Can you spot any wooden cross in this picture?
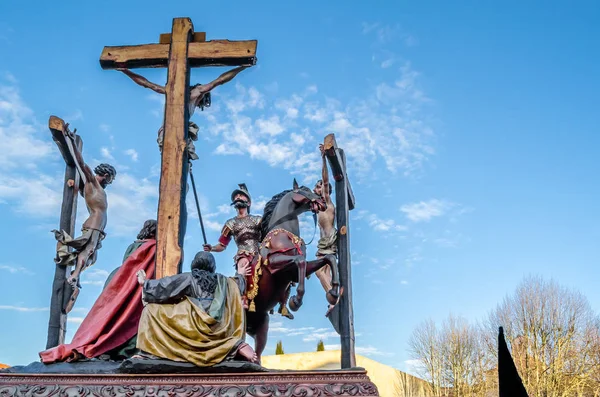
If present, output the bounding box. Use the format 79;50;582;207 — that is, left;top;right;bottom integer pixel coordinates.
99;18;257;279
46;116;83;348
323;133;357;369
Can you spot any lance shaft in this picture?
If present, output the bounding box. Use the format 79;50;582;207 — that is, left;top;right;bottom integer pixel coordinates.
189;163;207;245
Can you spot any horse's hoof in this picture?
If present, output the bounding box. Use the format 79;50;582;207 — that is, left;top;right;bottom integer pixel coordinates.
326;290;338;305
289;296;302;312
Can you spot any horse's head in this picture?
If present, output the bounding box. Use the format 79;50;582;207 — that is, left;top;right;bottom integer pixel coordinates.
291;178;327;214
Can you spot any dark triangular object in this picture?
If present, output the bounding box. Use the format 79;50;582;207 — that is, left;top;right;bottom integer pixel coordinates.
326;304;341;335
498;326;529;397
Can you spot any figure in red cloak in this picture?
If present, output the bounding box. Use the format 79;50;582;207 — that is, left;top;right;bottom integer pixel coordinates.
39;220;157;363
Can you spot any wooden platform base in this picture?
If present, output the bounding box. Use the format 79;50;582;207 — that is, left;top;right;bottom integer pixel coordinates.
0;369;379;396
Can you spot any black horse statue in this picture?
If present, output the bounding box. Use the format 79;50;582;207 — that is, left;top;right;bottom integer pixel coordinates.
245;179;340;362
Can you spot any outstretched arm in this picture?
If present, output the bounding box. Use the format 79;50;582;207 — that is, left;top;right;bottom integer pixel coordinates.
68;130;94;185
319;144;332;203
203;224;231;253
191;66;248;96
117;68;166;95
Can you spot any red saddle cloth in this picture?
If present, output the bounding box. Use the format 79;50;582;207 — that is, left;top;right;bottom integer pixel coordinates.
39;240;156;363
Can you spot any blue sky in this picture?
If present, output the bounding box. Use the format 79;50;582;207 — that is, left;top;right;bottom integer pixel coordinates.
0;0;599;373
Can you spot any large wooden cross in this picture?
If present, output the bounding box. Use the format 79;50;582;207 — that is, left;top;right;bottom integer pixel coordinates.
46;116;83;348
99;18;257;279
323;133;357;369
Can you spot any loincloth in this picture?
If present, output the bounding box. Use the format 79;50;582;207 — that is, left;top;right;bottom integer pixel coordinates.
52;227;106;267
316;229;337;256
157;121;199;160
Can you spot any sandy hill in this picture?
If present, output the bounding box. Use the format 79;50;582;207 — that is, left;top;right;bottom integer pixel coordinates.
0;364;8;369
262;350;432;397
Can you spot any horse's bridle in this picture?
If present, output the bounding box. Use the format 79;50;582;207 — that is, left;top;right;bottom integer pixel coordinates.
268;189;320;245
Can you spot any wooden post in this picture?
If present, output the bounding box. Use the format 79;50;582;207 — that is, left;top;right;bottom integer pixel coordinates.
46;116;82;348
99;17;257;278
323;134;356;369
155;18;193;277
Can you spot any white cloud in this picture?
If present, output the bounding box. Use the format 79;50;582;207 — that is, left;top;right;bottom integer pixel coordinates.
0;264;33;275
83;269;109;279
0;305;48;312
81;280;104;287
302;331;339;342
0;173;62;218
323;344;393;357
0;83;53;170
204;63;436;182
255;115;285;136
101;147;114;160
354;210;407;233
357;345;395;357
362;22;417;47
65;109;83;122
67;317;84;324
105;173;159;237
400;199;452;222
125;149;139;162
99;124;110;133
269;321;332;338
381;58;395;69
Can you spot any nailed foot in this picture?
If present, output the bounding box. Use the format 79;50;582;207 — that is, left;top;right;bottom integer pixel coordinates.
64;286;80;314
289;296;302;312
325;286;344;317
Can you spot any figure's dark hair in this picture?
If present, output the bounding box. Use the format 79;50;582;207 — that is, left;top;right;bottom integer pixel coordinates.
191;251;216;273
316;179;333;195
94;163;117;179
260;189;292;240
137;220;157;240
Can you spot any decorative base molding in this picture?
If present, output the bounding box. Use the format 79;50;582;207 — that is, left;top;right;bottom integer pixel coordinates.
0;369;379;396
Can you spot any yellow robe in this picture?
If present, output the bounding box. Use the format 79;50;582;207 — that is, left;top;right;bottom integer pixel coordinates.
137;277;245;367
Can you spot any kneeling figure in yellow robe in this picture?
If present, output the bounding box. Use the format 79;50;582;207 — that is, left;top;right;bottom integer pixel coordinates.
135;251;257;366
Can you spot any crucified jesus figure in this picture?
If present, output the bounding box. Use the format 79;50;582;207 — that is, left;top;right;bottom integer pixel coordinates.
52;132;116;313
117;66;248;159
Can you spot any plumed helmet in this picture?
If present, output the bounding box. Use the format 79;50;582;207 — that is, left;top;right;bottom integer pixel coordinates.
231;183;251;203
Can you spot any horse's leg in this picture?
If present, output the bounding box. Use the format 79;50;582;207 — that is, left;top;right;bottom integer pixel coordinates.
254;312;269;365
277;282;294;320
289;256;307;312
307;255;340;305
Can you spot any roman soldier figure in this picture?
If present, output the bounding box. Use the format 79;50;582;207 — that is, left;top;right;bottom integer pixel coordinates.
203;184;261;310
203;184;293;318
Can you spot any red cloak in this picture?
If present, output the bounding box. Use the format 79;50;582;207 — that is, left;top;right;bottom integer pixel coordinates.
39;239;156;363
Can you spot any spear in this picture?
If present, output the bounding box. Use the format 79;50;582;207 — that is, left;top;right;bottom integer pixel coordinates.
188;162;207;245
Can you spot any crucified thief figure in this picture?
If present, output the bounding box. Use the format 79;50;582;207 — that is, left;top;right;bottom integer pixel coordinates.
117;66;248;159
314;144;342;316
52;136;116;313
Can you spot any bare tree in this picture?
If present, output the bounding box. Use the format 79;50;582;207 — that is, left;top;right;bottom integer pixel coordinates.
408;318;444;396
486;275;600;397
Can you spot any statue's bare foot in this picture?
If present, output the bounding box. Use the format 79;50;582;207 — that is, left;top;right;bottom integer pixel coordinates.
64;287;80;314
132;351;161;360
325;287;344;317
237;342;258;363
67;274;81;289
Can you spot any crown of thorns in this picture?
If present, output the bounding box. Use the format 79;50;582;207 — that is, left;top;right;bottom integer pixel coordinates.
94;163;117;179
